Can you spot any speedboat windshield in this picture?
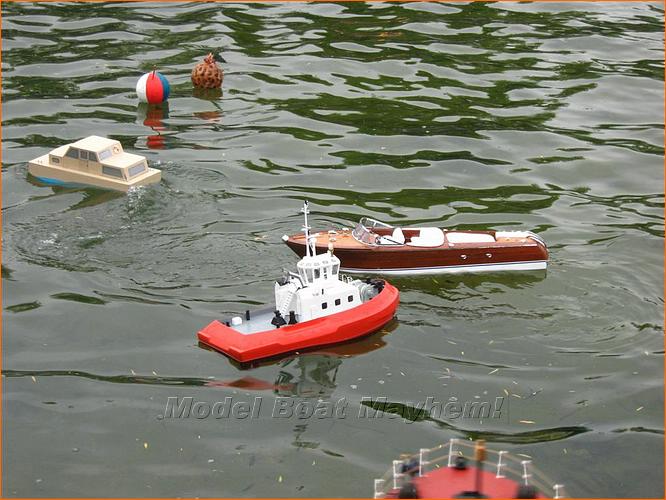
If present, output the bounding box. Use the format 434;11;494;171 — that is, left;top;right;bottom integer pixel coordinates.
359;217;392;230
352;222;376;245
353;218;393;245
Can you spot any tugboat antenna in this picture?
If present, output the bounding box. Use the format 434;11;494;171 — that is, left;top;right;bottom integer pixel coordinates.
302;200;311;257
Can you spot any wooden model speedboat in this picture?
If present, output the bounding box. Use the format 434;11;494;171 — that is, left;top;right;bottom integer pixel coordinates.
28;135;161;192
283;211;548;275
198;202;399;363
374;439;566;499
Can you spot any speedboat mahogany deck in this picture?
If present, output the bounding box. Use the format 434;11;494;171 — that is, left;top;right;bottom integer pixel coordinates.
283;216;548;275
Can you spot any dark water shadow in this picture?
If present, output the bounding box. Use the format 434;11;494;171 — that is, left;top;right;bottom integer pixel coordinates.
359;398;590;444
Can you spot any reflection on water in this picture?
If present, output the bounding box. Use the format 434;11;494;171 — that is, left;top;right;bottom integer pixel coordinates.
24;177;127;208
3;357;339;396
192;87;223;102
137;102;170;150
274;355;341;399
2;1;663;498
389;271;547;297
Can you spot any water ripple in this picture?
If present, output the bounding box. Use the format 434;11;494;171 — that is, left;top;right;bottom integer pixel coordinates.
2;2;663;498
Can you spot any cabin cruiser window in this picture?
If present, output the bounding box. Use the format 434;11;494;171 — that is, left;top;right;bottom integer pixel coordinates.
102;166;124;179
129;162;147;177
51;156;60;164
98;149;112;161
80;150;96;161
65;148;79;159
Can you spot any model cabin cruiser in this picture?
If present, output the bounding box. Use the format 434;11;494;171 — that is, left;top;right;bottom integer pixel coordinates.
28;135;161;192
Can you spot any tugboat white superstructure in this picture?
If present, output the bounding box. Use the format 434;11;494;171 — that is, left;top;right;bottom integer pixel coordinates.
198;202;399;362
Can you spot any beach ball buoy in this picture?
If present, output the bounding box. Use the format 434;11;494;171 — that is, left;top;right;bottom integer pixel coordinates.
136;70;170;104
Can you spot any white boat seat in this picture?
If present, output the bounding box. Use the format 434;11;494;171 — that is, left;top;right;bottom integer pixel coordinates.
407;227;445;247
378;227;405;245
391;227;405;244
446;232;496;244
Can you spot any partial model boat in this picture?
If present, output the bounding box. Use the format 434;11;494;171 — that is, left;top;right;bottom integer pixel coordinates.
374;439;566;499
283;212;548;275
28;135;161;192
198;202;399;363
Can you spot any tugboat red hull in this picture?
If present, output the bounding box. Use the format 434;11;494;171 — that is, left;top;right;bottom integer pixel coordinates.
384;467;543;498
198;282;399;362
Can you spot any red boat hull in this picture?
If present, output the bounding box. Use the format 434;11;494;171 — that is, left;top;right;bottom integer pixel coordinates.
385;466;542;498
198;282;399;362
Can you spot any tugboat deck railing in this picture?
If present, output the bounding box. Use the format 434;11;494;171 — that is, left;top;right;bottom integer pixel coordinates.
373;438;565;499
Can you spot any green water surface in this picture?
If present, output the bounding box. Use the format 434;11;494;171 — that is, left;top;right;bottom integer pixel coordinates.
2;2;664;497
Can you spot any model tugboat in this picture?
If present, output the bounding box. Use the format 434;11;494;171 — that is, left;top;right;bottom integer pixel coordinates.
283;213;548;275
28;135;161;192
198;202;399;363
374;439;566;499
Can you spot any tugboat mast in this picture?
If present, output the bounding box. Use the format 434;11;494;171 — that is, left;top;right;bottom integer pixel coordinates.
302;200;314;257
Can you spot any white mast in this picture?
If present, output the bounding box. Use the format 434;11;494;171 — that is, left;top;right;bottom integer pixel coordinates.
302;200;311;257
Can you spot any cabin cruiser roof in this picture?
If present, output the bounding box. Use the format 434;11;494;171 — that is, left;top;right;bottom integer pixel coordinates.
102;152;146;168
50;145;69;157
71;135;119;152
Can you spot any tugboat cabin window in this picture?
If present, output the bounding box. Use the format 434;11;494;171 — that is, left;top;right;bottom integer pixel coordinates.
332;263;339;276
102;166;124;179
314;269;320;279
335;298;341;306
65;147;79;159
298;263;316;285
98;149;112;161
321;302;328;310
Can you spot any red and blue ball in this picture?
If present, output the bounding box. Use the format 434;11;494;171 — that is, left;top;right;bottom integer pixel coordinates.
136;71;170;104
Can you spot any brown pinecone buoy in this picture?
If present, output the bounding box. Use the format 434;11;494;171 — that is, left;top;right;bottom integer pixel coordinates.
191;52;224;89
